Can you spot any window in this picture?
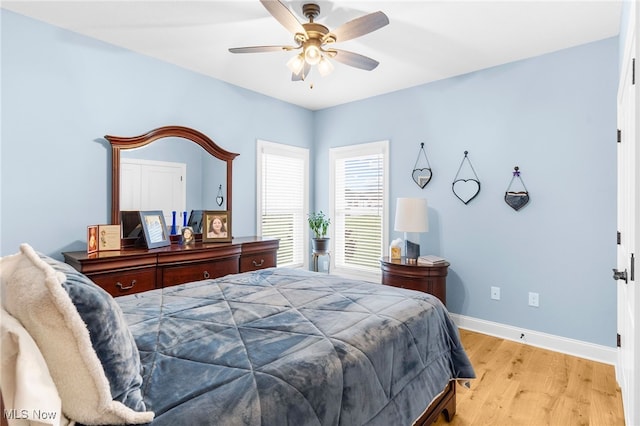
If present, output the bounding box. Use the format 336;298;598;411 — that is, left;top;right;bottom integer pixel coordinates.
257;140;309;268
330;141;389;279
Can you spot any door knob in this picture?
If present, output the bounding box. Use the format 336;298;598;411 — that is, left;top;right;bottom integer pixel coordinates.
613;268;628;283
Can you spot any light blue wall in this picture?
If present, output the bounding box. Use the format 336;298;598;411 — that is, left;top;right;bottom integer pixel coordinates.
1;9;618;347
315;37;618;347
0;10;313;258
619;0;632;67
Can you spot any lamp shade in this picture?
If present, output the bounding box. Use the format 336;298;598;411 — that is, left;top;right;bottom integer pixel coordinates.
394;198;428;233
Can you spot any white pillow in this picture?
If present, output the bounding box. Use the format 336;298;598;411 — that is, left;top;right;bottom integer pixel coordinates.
1;244;154;425
0;308;72;426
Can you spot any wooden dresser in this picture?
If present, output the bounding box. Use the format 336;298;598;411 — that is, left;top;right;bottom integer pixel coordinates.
63;236;278;297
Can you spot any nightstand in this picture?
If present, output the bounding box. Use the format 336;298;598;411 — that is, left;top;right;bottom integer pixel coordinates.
380;257;449;305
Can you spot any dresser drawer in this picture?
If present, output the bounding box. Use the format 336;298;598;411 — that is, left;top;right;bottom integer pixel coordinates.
89;267;156;297
240;251;276;272
162;258;239;287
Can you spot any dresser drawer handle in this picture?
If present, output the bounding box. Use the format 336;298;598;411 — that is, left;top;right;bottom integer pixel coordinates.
116;279;136;290
252;259;265;267
203;271;211;279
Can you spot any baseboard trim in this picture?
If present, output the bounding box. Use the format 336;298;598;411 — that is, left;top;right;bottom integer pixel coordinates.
449;313;617;366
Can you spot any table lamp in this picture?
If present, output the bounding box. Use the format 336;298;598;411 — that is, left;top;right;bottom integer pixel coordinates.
394;198;428;262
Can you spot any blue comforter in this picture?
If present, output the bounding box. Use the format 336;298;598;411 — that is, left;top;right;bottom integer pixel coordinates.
116;268;474;425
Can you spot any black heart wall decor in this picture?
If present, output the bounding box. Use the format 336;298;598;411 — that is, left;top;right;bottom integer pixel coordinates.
505;167;530;211
452;151;481;205
216;184;224;207
505;192;530;211
452;179;481;205
412;168;432;188
412;142;433;189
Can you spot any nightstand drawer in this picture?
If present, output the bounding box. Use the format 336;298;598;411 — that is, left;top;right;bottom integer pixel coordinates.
90;267;156;297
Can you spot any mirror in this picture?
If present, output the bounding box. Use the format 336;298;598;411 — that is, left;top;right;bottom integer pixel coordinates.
120;138;228;215
106;126;239;233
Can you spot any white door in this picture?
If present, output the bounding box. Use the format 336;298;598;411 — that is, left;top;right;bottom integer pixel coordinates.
121;158;187;228
616;5;638;425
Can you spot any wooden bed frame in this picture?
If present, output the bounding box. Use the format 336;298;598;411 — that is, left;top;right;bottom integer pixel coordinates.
0;382;455;426
414;381;457;425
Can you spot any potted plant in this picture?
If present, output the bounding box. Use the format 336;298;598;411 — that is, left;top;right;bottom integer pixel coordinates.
308;211;330;253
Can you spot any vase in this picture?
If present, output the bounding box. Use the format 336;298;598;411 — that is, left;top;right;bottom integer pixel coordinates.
171;211;177;235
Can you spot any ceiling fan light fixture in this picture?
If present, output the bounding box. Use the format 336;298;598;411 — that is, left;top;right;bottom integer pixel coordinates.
317;56;334;77
287;53;305;74
304;43;322;65
229;1;389;80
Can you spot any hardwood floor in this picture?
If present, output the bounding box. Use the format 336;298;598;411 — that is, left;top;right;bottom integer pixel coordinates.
435;329;625;426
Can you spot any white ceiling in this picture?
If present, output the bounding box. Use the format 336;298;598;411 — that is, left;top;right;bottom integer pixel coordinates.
2;1;622;110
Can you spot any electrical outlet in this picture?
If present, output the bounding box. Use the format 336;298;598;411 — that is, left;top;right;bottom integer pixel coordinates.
491;286;500;300
528;292;539;307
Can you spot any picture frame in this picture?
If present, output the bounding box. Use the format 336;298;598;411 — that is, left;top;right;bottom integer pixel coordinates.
139;210;171;249
98;224;121;251
181;226;195;245
87;225;98;254
202;210;231;243
187;209;204;234
120;210;143;239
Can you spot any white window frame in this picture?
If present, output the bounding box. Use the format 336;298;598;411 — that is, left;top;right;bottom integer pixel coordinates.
329;140;389;282
256;140;309;269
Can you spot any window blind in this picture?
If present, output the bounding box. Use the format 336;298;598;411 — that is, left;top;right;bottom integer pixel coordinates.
333;144;387;274
258;142;308;267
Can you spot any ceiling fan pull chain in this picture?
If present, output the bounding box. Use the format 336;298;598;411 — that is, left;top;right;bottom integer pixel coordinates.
412;142;432;189
452;151;481;205
504;166;530;211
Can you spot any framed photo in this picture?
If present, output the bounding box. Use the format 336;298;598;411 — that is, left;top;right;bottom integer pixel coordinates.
120;210;143;239
87;225;98;254
202;210;231;243
181;226;195;245
187;209;204;234
98;224;121;251
139;210;171;249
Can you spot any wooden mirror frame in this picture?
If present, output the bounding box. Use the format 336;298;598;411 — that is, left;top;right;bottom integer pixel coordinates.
105;125;239;226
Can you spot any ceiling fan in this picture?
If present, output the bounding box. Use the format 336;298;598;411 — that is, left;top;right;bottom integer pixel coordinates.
229;0;389;81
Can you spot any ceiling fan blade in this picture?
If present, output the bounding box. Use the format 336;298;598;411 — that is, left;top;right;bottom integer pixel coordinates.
326;11;389;43
260;0;307;36
330;49;380;71
292;62;311;81
229;45;296;54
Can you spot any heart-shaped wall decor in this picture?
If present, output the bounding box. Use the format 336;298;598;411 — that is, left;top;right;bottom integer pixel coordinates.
452;179;481;204
412;168;432;188
505;191;529;211
216;195;224;207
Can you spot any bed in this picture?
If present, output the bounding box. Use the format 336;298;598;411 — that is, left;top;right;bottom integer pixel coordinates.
1;244;474;426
